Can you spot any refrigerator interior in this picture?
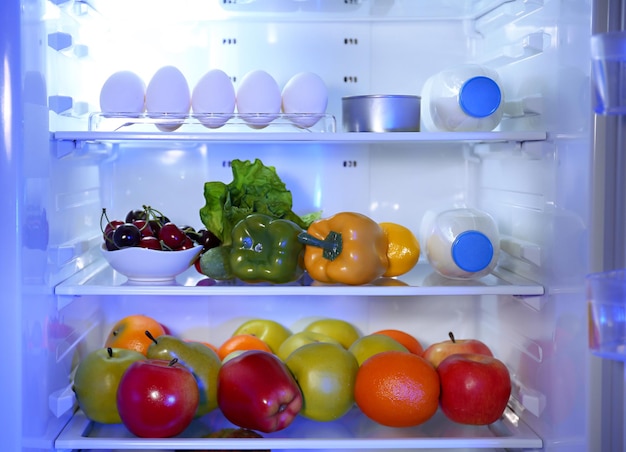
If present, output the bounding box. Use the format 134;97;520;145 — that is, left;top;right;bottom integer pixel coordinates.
7;0;597;450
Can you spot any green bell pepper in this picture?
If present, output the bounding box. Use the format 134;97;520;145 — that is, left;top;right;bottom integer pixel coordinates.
205;213;305;284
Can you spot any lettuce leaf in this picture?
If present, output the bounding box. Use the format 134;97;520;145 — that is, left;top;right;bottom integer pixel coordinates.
199;159;318;246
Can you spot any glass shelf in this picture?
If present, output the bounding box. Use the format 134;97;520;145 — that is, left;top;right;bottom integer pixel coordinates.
56;407;542;450
54;260;544;298
54;130;547;145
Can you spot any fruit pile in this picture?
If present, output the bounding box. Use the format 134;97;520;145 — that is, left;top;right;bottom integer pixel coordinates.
72;315;512;439
101;206;220;252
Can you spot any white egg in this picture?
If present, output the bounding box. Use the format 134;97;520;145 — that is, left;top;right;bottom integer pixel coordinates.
236;70;281;128
99;71;146;115
281;72;328;128
191;69;236;129
146;66;190;132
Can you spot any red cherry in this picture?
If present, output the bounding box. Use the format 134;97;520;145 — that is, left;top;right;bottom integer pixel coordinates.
159;223;186;250
133;219;155;238
104;220;123;237
139;236;162;250
104;230;119;251
179;237;195;250
197;229;221;251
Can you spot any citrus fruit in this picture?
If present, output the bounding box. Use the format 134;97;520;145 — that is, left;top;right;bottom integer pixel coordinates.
104;314;166;356
372;329;424;355
217;334;272;361
354;350;440;427
379;222;420;277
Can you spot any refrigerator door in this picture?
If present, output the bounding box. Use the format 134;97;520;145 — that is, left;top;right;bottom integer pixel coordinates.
589;1;626;451
0;1;24;450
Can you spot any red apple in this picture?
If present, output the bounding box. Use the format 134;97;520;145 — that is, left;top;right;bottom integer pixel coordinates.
437;353;511;425
422;331;493;368
117;358;199;437
217;350;302;433
205;428;264;438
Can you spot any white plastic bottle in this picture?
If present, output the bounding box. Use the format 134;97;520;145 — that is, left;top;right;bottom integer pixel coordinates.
420;64;504;132
420;208;500;280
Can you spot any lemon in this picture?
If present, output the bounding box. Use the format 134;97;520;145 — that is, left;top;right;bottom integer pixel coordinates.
379;222;420;277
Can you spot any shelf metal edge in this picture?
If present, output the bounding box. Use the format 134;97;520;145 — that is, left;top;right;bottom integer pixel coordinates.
53;131;548;144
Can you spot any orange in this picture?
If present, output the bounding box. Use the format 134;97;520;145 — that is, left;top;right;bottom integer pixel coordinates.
379;222;420;277
354;350;439;427
372;329;424;355
217;334;272;361
104;314;166;356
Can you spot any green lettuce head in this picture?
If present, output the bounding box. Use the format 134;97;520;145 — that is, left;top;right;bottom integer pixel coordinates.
199;158;318;246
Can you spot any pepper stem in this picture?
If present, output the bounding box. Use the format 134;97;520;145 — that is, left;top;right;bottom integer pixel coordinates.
297;230;342;261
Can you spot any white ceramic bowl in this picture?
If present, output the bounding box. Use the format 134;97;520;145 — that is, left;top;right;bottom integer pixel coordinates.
100;245;203;282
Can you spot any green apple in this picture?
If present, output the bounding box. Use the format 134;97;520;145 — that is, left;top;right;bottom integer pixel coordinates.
146;333;221;416
277;331;342;361
222;349;247;363
233;319;292;354
348;334;409;366
303;318;361;349
285;342;359;422
72;347;145;423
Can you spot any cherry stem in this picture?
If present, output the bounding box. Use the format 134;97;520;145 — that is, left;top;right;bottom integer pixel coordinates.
100;208;117;248
100;208;109;234
145;330;158;345
448;331;456;343
160;240;174;251
107;347;113;358
169;358;178;367
143;205;167;223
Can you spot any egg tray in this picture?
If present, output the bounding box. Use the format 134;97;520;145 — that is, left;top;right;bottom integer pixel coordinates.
88;112;337;133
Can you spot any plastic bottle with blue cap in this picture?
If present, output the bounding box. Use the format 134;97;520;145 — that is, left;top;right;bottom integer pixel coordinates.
420;208;501;280
420;64;504;132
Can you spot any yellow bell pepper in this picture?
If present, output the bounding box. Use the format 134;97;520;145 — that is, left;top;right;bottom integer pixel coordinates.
298;212;389;285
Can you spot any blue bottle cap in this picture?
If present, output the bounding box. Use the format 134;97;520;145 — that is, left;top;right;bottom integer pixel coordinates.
451;230;494;273
459;76;502;118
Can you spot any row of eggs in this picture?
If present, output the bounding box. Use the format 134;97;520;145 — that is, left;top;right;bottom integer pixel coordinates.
99;67;328;130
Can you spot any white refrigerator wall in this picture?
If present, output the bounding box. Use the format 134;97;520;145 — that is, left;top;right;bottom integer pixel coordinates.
6;0;599;451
